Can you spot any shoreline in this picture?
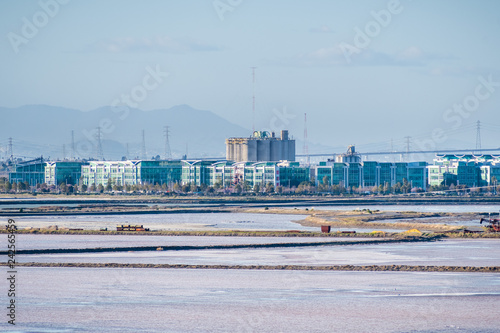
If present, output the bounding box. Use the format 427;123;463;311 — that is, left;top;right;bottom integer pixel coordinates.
2;194;500;206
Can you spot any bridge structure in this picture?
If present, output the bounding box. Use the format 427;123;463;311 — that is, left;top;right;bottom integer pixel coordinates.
296;148;500;158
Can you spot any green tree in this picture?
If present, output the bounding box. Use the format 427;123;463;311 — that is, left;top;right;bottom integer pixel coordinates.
234;183;242;194
266;182;274;194
253;183;261;193
105;179;113;192
190;183;199;192
97;184;104;193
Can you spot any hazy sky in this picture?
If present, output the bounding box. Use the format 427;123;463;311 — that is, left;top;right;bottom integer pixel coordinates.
1;0;500;152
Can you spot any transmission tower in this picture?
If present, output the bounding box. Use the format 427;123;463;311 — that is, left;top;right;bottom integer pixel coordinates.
141;130;147;160
164;126;172;160
62;144;66;160
475;120;482;153
251;67;256;133
404;136;411;161
8;137;13;161
95;127;105;160
71;130;75;160
303;113;309;165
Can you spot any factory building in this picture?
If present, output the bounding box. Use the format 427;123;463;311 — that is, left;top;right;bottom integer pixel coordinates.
226;130;295;162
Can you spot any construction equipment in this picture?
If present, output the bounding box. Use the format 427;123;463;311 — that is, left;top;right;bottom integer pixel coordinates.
479;218;500;232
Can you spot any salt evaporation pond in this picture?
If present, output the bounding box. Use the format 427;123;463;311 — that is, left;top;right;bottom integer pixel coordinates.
3;267;499;333
18;239;500;268
308;204;500;213
13;212;315;231
16;234;368;250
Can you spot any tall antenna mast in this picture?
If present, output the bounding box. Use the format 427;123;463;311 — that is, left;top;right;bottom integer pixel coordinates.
164;126;172;160
62;144;66;161
251;67;256;133
303;113;309;165
141;130;147;160
71;130;75;160
475;120;482;154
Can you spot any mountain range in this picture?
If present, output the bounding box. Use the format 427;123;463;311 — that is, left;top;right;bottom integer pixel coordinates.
0;104;250;160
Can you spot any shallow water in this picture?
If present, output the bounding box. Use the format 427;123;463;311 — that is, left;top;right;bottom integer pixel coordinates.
12;212;314;232
309;204;500;213
18;239;500;267
2;267;499;332
16;234;365;250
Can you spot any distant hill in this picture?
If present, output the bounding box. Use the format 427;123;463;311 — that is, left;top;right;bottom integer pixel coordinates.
0;104;250;160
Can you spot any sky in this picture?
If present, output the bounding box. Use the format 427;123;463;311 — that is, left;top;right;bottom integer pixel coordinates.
1;0;500;154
